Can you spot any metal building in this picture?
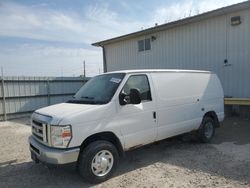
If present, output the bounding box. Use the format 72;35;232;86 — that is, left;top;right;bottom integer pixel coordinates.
93;1;250;100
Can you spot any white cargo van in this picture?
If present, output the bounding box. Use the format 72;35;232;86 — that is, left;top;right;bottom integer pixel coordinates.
29;69;224;183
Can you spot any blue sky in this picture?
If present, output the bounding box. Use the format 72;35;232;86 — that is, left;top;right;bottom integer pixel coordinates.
0;0;246;77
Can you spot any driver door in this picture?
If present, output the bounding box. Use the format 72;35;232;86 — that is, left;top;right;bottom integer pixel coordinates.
115;74;157;150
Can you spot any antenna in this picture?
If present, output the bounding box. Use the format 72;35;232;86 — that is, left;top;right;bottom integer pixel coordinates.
189;9;192;17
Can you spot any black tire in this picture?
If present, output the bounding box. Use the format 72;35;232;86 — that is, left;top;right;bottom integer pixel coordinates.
77;140;119;184
198;116;215;143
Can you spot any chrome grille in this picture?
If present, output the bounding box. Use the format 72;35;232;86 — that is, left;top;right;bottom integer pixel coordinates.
32;119;48;145
31;112;52;146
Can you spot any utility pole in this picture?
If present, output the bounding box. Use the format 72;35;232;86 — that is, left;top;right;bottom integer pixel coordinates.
83;60;86;78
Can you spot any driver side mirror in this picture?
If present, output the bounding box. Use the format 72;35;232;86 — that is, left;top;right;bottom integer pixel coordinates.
119;88;141;105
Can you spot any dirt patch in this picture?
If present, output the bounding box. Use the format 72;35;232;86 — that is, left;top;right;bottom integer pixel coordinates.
0;117;250;188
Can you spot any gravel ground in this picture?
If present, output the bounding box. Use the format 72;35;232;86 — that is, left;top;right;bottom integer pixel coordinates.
0;117;250;188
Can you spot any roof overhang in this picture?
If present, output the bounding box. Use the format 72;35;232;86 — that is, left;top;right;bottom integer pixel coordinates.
92;1;250;47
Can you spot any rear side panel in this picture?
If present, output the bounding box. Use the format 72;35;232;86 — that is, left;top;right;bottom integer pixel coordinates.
201;74;224;122
150;72;224;141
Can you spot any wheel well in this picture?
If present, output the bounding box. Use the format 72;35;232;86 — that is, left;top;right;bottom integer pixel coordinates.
204;111;220;127
79;132;124;157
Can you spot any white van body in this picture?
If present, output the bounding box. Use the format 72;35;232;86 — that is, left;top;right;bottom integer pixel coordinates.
29;69;224;181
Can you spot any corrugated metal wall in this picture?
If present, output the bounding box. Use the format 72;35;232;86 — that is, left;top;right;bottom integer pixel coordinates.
0;76;88;120
105;9;250;98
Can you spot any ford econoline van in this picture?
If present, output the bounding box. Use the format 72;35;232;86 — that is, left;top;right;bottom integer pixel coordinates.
29;69;224;183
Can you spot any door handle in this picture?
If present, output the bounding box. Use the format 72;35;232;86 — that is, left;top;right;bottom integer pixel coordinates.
153;111;156;119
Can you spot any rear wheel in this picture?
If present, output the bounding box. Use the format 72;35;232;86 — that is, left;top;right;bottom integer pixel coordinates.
198;116;215;143
78;140;119;184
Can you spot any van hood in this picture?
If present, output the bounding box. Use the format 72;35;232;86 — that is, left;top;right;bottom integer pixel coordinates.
35;103;105;124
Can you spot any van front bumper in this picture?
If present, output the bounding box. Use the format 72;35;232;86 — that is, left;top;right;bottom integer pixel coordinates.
29;136;80;165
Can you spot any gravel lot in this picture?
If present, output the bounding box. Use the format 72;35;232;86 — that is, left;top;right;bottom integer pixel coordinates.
0;117;250;188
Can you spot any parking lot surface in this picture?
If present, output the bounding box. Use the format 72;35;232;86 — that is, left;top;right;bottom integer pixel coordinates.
0;117;250;188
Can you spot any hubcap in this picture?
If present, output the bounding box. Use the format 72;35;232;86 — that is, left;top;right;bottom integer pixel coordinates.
204;122;213;139
91;150;114;177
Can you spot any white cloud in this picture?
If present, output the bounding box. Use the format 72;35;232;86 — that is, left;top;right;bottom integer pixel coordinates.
0;2;87;43
0;45;102;77
0;2;143;44
152;0;246;24
0;0;246;44
0;0;247;77
13;44;100;58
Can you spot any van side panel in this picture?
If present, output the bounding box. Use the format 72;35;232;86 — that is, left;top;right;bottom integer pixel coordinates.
151;72;224;141
201;74;224;122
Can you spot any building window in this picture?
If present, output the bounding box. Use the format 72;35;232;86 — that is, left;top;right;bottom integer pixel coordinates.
138;38;151;52
138;40;144;52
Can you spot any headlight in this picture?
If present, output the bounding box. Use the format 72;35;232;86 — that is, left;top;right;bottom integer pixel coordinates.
50;125;72;148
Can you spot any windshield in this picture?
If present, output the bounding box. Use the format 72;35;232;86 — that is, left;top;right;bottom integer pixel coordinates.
67;73;125;105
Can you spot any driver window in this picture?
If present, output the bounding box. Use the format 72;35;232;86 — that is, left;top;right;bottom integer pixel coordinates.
121;75;152;102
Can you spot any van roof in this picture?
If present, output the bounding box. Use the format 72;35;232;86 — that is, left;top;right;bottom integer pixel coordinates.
106;69;211;74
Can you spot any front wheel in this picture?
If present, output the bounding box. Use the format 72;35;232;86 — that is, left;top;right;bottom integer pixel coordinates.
198;116;215;143
77;140;119;184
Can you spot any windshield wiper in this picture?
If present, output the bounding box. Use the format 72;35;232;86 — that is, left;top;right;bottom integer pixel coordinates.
67;99;106;105
81;96;95;100
67;100;84;104
89;100;106;104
